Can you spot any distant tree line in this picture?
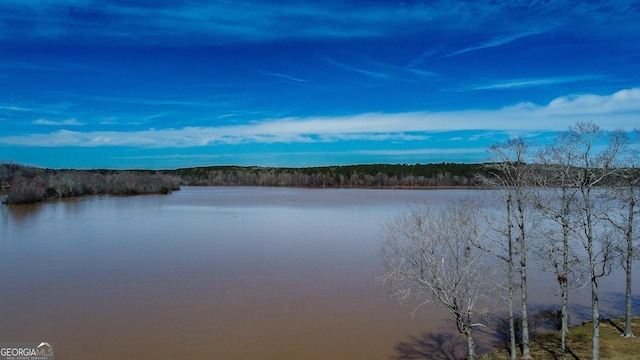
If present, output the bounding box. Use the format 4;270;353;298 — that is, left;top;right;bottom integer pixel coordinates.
0;162;484;205
0;162;181;204
172;163;483;187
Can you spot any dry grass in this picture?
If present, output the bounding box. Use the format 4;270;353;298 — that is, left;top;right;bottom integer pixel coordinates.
479;317;640;360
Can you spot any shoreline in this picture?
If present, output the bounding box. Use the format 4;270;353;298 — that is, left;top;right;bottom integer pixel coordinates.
2;183;492;205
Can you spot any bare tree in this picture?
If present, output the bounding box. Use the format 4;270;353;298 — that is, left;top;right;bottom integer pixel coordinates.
605;129;640;338
611;170;640;339
379;203;495;360
532;140;591;360
5;175;46;204
481;137;535;359
469;191;518;360
553;122;625;359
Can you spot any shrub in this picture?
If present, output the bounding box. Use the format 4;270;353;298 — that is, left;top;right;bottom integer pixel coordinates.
5;175;46;204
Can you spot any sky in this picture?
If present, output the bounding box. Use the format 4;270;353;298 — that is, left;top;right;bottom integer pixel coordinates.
1;0;639;169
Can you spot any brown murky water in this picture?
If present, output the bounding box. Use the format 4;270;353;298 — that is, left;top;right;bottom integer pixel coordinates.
0;187;636;359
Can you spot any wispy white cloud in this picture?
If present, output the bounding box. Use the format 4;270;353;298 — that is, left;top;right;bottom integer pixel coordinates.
107;153;225;161
406;68;439;78
356;148;487;156
407;48;441;67
324;57;439;84
0;104;32;111
8;0;535;45
472;75;603;90
0;0;436;43
3;0;638;46
259;70;308;83
325;58;391;80
32;118;83;126
1;101;74;118
2;88;639;147
75;94;228;107
445;30;544;57
98;116;142;126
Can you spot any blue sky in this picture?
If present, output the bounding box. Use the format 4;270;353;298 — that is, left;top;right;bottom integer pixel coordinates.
1;0;639;169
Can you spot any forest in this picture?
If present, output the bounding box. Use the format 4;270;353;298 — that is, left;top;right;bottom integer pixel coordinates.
0;162;484;204
173;162;483;187
0;163;182;204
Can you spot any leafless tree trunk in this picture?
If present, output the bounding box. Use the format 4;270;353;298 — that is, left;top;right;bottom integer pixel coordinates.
533;141;591;360
471;192;518;360
553;122;625;360
505;195;517;360
605;130;639;339
379;203;495;360
619;176;639;338
482;137;534;359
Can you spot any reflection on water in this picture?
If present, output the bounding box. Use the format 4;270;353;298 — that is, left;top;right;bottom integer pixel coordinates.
0;187;637;359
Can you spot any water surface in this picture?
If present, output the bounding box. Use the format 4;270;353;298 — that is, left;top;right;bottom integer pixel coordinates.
0;187;636;359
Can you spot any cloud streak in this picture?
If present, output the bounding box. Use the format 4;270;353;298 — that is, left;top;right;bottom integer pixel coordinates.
33;118;83;126
325;58;391;80
6;0;607;45
445;30;543;57
0;0;431;44
2;88;638;148
259;70;308;83
472;75;603;90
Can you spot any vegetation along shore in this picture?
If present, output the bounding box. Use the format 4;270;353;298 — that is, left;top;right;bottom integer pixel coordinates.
0;161;484;204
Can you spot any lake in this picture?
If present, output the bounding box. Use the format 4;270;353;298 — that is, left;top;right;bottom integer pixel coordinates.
0;187;637;359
